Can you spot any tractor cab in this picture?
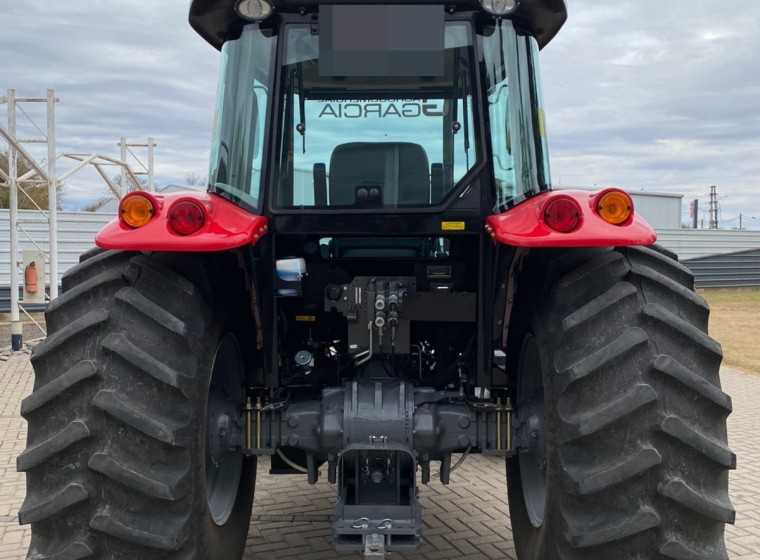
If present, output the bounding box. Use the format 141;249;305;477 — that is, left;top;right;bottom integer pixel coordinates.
193;0;562;221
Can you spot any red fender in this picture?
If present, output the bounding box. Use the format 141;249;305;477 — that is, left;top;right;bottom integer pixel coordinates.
95;191;268;252
485;189;657;248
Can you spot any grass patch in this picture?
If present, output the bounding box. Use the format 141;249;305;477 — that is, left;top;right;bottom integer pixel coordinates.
700;288;760;375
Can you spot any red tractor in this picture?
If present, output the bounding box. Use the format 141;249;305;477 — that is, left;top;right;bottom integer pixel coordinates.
18;1;735;558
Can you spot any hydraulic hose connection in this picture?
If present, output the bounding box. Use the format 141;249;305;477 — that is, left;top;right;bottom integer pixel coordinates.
374;311;386;329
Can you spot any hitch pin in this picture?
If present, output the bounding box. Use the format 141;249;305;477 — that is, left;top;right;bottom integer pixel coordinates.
245;396;253;450
255;396;262;449
497;397;502;451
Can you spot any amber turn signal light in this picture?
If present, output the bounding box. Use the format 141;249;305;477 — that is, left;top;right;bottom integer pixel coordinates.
597;191;633;225
120;194;155;228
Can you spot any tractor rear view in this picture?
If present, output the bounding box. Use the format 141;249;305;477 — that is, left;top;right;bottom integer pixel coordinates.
18;1;735;559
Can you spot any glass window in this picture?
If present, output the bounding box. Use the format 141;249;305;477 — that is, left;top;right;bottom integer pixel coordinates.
208;25;275;209
480;22;550;210
275;23;478;209
529;38;552;188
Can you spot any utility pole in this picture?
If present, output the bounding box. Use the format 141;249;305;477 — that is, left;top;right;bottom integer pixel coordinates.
708;185;719;230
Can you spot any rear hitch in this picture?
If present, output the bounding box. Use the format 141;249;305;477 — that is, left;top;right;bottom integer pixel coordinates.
239;381;518;554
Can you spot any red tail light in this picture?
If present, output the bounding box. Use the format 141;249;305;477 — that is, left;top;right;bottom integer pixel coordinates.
544;198;581;233
168;201;205;235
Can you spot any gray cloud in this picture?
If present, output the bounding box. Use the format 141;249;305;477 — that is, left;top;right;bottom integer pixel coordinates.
542;0;760;226
1;1;219;207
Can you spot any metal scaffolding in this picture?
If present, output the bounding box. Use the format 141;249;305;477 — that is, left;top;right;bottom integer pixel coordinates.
1;88;156;350
0;89;58;350
118;137;156;194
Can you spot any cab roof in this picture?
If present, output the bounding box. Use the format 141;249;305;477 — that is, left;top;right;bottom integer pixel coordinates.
189;0;567;51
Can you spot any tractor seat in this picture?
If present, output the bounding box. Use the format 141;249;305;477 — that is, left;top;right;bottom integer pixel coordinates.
328;142;430;206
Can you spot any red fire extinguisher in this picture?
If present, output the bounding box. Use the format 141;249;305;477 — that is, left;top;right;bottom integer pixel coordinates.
25;262;38;294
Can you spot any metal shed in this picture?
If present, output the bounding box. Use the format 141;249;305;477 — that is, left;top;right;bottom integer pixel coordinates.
628;191;683;230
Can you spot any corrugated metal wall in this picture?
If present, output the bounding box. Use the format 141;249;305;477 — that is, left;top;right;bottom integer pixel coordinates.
0;209;113;287
684;249;760;288
656;229;760;260
655;229;760;288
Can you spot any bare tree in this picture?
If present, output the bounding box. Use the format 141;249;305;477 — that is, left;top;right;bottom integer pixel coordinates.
0;149;65;210
185;171;207;187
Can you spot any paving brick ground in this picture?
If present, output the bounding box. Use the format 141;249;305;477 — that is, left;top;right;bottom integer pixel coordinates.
1;353;758;559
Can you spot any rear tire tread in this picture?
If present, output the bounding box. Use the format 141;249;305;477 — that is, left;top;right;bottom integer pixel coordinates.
102;333;192;397
18;483;89;525
21;251;256;558
508;245;734;560
92;390;185;446
20;360;98;416
626;245;694;288
643;303;722;358
563;384;657;441
41;540;94;560
17;420;92;472
659;415;736;469
565;508;660;548
87;452;187;501
31;310;109;362
89;513;187;551
566;446;662;496
115;287;189;337
46;269;124;319
652;355;732;412
659;478;735;523
62;250;132;292
659;537;726;560
560;282;638;333
556;327;648;392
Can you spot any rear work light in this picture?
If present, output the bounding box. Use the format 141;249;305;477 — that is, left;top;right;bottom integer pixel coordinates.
596;190;633;225
235;0;272;21
544;198;581;233
168;201;206;236
480;0;519;16
120;194;155;228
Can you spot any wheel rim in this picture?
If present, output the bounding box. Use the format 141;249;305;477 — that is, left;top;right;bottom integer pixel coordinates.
517;334;547;528
205;333;245;526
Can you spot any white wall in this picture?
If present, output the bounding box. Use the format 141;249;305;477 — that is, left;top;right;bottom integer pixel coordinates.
0;209;113;287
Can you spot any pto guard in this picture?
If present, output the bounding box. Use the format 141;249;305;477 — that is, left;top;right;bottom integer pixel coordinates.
95;191;269;252
486;189;657;248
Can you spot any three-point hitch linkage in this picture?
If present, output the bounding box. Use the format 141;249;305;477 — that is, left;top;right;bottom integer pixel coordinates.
226;384;525;556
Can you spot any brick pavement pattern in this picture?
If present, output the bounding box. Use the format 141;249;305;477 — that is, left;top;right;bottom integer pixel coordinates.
1;354;758;559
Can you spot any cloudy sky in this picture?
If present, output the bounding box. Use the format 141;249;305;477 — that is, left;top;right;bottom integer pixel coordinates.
1;1;759;228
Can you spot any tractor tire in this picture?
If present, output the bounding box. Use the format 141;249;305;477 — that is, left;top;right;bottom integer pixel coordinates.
18;250;255;559
505;245;735;560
